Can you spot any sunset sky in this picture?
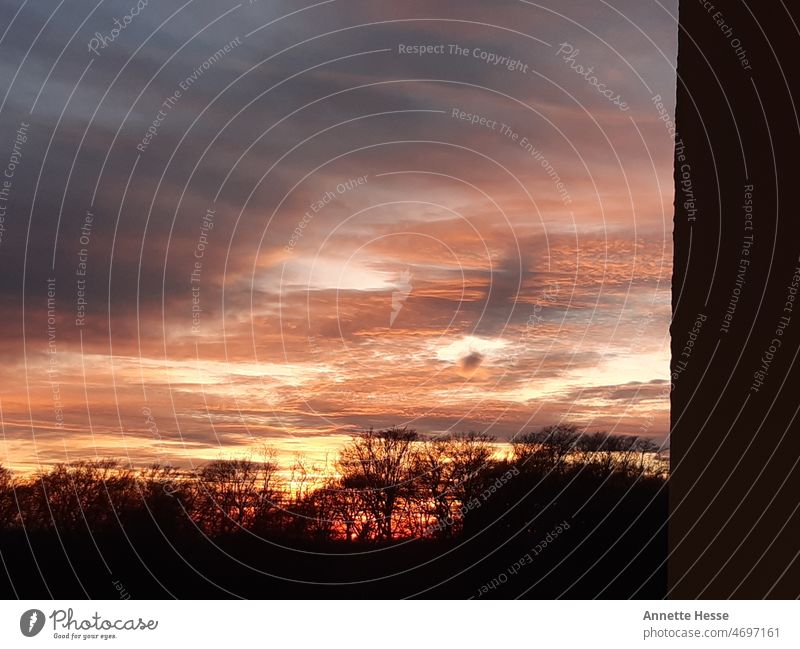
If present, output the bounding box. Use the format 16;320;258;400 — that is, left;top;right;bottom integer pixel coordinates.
0;0;677;472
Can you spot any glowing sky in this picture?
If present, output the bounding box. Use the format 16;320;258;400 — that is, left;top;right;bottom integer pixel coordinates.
0;0;677;472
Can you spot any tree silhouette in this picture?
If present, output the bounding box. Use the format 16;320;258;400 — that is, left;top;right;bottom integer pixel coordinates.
193;450;280;534
411;432;495;537
513;424;581;473
0;426;669;599
21;459;137;533
336;427;418;540
0;465;13;532
0;426;666;544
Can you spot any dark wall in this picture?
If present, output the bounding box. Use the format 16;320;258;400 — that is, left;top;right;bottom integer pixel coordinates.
671;0;800;598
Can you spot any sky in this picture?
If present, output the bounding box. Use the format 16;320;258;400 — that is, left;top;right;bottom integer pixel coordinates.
0;0;678;473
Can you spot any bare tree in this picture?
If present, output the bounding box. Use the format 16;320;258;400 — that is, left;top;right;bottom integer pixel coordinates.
445;432;496;505
336;427;418;540
294;483;339;541
633;438;664;477
411;432;496;537
328;480;372;542
193;449;281;534
135;463;192;529
25;459;137;533
574;432;646;476
513;424;581;472
282;455;337;540
410;438;452;537
252;446;282;526
0;465;14;531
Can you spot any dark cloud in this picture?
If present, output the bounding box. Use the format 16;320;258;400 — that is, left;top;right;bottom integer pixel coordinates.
460;350;485;371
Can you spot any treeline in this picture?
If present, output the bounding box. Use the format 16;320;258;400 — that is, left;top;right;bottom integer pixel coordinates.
0;425;666;543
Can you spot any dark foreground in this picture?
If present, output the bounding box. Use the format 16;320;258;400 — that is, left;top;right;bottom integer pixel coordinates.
0;472;666;599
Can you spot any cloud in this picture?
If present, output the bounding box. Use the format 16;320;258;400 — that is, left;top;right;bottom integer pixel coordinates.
0;0;677;470
460;350;485;372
